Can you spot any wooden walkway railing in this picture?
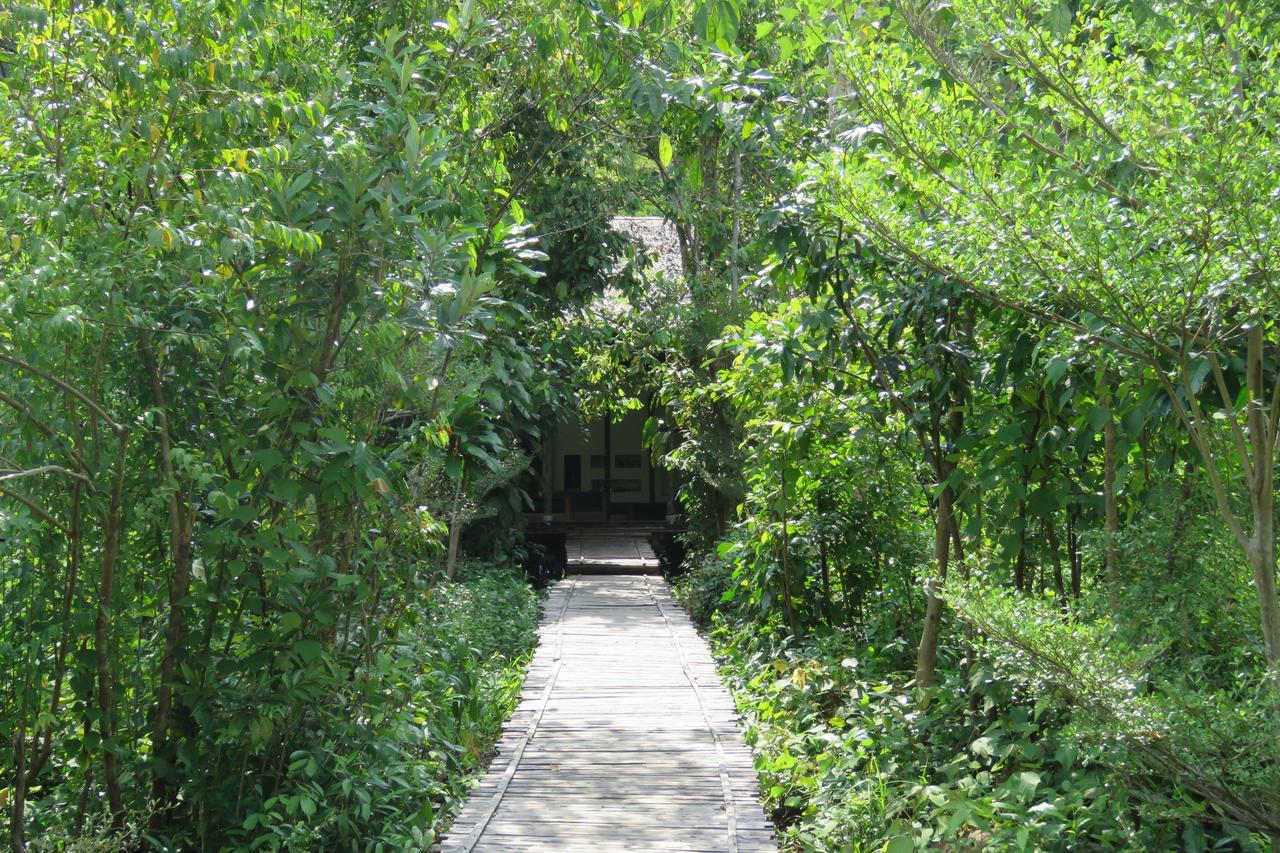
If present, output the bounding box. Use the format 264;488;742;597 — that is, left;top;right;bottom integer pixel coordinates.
441;574;775;852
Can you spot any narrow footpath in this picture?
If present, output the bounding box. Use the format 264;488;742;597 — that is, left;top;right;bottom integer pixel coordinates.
441;572;775;852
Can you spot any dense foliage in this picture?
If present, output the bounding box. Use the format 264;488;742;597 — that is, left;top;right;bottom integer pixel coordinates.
4;0;1280;850
0;0;592;847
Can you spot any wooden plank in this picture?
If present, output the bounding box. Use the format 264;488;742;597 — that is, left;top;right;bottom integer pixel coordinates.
440;572;775;853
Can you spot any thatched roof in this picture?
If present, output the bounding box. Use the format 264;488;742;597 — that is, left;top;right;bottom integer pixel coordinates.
610;216;684;280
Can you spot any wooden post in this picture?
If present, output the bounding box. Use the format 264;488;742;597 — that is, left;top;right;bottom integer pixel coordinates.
603;413;612;520
541;433;553;522
645;401;655;510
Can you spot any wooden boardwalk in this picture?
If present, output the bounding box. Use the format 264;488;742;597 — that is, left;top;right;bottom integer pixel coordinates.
441;574;775;852
565;533;661;572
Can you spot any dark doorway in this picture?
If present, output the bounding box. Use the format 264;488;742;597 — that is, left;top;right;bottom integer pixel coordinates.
563;454;581;491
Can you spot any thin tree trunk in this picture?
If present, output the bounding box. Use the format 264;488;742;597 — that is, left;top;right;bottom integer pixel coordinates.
1014;399;1043;592
818;536;832;627
603;413;612;520
841;554;859;624
778;461;801;640
729;144;742;308
445;470;467;580
1046;516;1066;601
1014;520;1028;593
1067;508;1081;599
95;436;130;829
1103;395;1120;584
1244;327;1280;673
71;770;92;833
1247;493;1279;672
1165;461;1194;578
196;548;229;690
950;509;966;571
916;376;966;689
1162;333;1280;695
10;726;26;852
72;720;93;836
915;483;952;689
27;481;84;784
1242;331;1280;848
426;345;453;421
143;344;193;824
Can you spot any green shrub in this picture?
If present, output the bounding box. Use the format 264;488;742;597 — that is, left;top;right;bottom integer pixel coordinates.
675;535;744;626
16;565;538;852
952;580;1280;846
221;564;539;851
709;610;1272;852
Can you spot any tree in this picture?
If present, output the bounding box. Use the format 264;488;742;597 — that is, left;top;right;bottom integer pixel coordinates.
0;1;589;843
826;0;1280;680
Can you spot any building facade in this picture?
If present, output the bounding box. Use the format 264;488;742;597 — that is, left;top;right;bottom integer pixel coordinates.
533;409;676;523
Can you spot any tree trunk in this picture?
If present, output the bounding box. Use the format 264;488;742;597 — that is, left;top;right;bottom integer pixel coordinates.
778;462;801;641
818;536;832;627
445;470;467;580
916;380;966;689
94;436;129;829
1248;505;1280;673
426;345;453;421
10;727;26;852
72;723;93;836
1014;518;1028;593
1014;399;1044;593
1103;396;1120;584
1046;516;1066;602
1241;334;1280;853
1244;327;1280;674
603;413;612;520
144;345;194;824
27;481;85;786
729;144;742;307
915;483;952;689
841;554;859;624
1067;508;1081;599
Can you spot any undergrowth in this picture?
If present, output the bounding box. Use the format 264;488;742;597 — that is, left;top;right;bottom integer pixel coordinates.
234;563;539;851
21;564;539;852
678;563;1273;853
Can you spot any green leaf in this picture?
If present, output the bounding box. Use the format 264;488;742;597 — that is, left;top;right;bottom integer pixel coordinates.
291;370;319;390
1014;770;1041;796
657;133;674;169
1046;0;1072;35
293;639;324;663
280;612;302;633
886;835;915;853
299;795;316;818
1086;405;1111;432
655;133;675;169
255;448;285;473
1045;356;1068;385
